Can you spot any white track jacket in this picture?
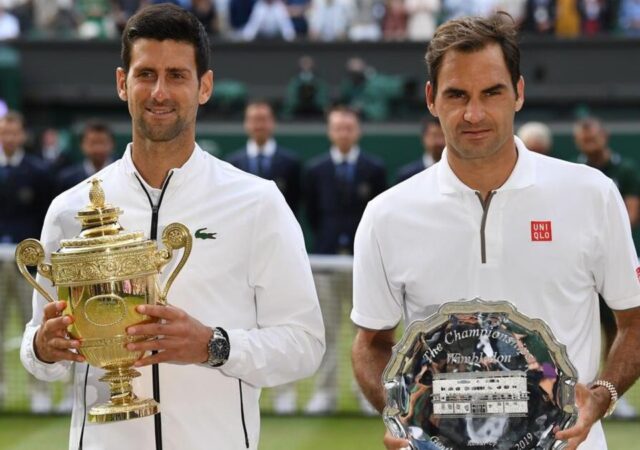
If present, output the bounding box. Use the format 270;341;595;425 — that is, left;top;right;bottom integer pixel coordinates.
20;144;325;450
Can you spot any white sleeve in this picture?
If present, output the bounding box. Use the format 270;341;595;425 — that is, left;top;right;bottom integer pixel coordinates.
242;3;265;40
220;183;325;387
20;197;73;381
350;202;403;330
595;180;640;310
276;3;296;41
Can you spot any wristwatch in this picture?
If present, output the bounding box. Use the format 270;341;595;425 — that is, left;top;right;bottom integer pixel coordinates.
590;379;618;418
206;327;230;367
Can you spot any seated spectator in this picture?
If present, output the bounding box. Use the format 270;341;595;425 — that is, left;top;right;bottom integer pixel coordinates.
619;0;640;36
308;0;353;41
348;0;384;41
286;0;310;37
242;0;296;40
36;127;73;174
339;57;371;109
112;0;141;34
55;119;115;195
440;0;478;21
578;0;610;35
395;117;445;184
521;0;556;34
405;0;440;42
555;0;580;37
283;56;329;119
76;0;117;39
517;121;553;155
0;7;20;40
228;0;257;38
382;0;408;41
191;0;219;35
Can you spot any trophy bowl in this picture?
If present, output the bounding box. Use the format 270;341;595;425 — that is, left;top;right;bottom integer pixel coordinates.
383;299;578;450
15;179;192;423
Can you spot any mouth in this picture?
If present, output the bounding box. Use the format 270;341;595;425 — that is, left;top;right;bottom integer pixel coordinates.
462;129;491;139
145;107;176;118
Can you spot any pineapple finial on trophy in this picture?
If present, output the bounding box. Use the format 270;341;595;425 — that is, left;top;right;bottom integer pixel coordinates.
89;178;106;209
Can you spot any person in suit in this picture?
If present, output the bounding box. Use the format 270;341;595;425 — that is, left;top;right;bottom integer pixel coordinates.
304;105;387;414
227;101;302;215
55;120;115;195
395;116;445;184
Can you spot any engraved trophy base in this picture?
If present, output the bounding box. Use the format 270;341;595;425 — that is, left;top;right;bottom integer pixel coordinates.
87;366;160;423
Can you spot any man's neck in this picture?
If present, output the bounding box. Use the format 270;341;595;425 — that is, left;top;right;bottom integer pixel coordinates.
586;148;611;169
131;135;195;189
447;142;518;201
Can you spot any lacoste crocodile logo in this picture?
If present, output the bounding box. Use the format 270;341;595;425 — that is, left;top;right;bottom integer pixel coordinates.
195;228;217;240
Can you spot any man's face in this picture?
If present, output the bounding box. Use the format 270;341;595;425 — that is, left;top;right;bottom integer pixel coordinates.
244;104;275;145
423;123;446;162
116;39;212;144
427;44;524;163
574;124;606;157
328;111;360;154
0;119;26;156
82;130;114;167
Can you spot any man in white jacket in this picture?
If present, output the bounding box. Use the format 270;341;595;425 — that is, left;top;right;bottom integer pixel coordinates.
20;4;325;450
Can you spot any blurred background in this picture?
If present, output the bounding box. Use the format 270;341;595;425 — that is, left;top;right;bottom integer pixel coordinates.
0;0;640;449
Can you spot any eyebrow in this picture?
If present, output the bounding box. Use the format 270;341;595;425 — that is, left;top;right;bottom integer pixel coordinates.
441;83;508;96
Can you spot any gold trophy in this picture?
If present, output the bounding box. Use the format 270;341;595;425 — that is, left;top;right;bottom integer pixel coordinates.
15;179;192;423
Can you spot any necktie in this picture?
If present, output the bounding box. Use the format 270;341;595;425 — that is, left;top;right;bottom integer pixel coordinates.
256;153;266;177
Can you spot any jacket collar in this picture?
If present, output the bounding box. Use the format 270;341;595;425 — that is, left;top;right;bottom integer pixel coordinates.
437;136;536;194
246;138;276;158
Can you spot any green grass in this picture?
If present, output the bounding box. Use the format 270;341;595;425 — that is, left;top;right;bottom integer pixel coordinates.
0;414;638;450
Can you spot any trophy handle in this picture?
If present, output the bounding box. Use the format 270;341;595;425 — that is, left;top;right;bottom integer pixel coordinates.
15;239;56;303
156;223;192;304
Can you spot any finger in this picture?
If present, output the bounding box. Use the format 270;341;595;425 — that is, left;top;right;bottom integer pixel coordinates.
43;315;75;335
48;349;86;363
43;301;67;320
127;338;176;353
135;304;184;321
49;337;81;350
133;351;172;367
383;432;411;450
127;321;178;337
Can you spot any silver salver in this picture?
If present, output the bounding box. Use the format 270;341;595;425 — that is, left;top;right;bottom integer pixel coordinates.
383;299;578;450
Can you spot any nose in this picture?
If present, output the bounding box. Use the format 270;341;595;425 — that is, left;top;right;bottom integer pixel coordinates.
463;98;485;124
151;77;168;102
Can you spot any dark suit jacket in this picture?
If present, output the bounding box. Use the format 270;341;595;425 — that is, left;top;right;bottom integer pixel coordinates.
305;152;387;255
395;159;427;184
227;146;302;215
55;162;92;196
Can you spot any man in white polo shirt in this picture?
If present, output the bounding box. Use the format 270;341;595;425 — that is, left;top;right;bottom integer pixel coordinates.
351;13;640;450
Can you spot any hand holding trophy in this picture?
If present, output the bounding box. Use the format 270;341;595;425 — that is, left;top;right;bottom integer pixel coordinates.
15;178;192;423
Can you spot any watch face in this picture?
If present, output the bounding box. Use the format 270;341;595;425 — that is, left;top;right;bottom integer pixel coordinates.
208;332;230;365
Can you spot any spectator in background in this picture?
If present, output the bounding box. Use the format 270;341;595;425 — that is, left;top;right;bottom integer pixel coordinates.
574;116;639;419
112;0;142;34
76;0;118;39
242;0;295;40
228;0;257;37
191;0;219;35
578;0;610;35
395;116;444;184
0;111;52;413
55;120;115;195
521;0;556;34
555;0;581;37
308;0;353;41
227;101;302;215
340;57;372;111
619;0;640;35
283;55;329;119
348;0;384;40
0;7;20;40
304;106;386;414
405;0;440;41
37;127;73;174
382;0;408;40
285;0;310;37
517;121;553;155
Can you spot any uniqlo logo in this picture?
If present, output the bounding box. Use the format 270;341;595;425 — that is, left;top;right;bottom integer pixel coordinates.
531;221;552;241
636;267;640;283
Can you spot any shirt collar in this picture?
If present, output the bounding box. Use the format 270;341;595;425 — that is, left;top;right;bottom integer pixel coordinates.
330;146;360;164
0;148;25;167
437;136;536;194
246;138;276;158
423;153;435;169
123;142;205;190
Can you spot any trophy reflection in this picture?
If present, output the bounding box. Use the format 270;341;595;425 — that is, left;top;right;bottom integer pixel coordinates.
15;179;192;423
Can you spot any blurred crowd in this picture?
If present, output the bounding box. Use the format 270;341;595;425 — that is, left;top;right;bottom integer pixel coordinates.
0;0;639;41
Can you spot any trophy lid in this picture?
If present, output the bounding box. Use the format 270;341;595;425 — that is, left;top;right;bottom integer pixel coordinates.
57;178;148;253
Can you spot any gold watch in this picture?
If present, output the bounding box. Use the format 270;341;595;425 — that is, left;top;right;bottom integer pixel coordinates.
590;379;618;418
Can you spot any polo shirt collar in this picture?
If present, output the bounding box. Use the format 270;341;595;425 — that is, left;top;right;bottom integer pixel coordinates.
330;146;360;164
0;148;24;167
437;136;536;194
122;142;205;190
246;138;276;158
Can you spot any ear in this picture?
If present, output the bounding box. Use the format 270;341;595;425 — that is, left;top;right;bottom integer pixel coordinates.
425;81;437;117
116;67;128;102
515;76;525;112
199;69;214;105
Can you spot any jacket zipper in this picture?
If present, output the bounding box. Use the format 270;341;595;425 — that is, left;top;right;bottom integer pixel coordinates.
135;172;174;450
475;191;496;264
239;380;250;448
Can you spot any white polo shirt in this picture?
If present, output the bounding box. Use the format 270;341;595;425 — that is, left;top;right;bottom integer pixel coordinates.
351;137;640;449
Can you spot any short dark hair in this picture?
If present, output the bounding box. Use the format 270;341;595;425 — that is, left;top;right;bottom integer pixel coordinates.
426;13;520;97
121;3;210;79
81;119;114;141
245;100;274;115
421;116;441;135
1;110;24;127
327;105;360;122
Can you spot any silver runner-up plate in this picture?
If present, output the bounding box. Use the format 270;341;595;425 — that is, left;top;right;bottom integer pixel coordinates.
382;299;578;450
